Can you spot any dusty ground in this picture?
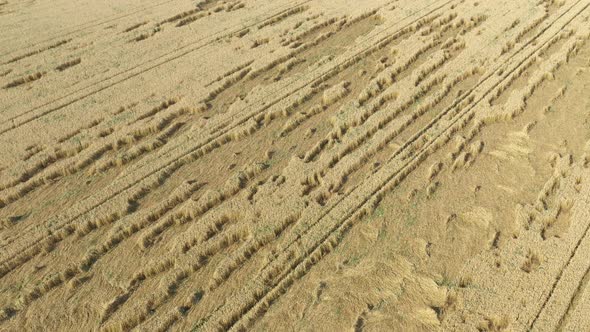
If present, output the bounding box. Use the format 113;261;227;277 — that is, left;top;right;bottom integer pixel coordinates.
1;0;590;331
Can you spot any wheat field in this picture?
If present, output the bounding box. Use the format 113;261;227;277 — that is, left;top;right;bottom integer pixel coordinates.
1;0;590;331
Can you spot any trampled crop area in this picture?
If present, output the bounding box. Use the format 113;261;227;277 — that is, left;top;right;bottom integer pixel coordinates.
1;0;590;331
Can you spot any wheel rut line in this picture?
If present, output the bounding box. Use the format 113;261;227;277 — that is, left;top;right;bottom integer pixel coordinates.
531;189;590;330
557;257;590;331
530;217;590;330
